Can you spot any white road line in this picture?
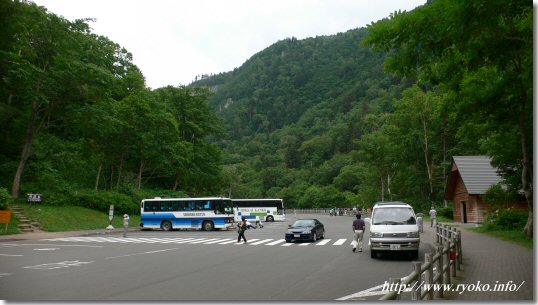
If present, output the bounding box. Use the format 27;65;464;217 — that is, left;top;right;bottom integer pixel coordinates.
315;239;331;245
8;243;103;248
234;239;259;245
298;242;310;246
333;239;347;245
105;248;180;260
204;239;233;244
218;240;239;244
249;239;273;245
281;243;294;246
0;254;23;257
265;239;286;246
335;283;386;300
189;238;219;244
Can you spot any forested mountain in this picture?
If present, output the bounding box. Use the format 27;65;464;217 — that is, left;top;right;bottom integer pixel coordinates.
192;28;438;210
193;0;533;224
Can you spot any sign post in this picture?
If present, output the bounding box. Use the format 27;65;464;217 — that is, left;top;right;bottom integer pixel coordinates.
106;205;114;230
27;193;42;208
0;210;11;233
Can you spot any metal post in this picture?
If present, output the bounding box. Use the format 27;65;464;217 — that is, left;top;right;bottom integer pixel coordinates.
389;278;401;300
411;262;422;300
436;245;444;298
444;245;451;285
457;230;463;265
123;214;130;238
424;253;434;300
450;240;456;277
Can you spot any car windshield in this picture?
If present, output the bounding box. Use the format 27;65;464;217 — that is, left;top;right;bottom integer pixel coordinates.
372;207;416;225
292;220;315;227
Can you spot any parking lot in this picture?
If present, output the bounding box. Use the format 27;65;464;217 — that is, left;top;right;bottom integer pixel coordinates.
0;213;434;301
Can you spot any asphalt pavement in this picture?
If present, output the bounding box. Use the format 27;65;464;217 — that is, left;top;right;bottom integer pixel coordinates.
0;215;534;301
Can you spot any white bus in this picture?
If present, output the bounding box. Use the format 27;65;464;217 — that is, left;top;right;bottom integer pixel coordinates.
140;197;235;231
231;199;286;222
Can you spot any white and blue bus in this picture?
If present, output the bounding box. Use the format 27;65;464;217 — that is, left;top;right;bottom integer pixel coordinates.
140;197;235;231
232;199;286;222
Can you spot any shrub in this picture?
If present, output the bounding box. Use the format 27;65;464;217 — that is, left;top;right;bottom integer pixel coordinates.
437;206;453;219
0;187;12;210
71;190;139;215
483;208;527;231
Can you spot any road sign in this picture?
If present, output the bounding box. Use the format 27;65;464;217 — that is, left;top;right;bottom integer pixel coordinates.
0;210;11;223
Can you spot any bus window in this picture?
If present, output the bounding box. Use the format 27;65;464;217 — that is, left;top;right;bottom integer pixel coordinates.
182;202;193;211
204;200;212;210
195;201;204;210
152;202;160;212
171;201;179;211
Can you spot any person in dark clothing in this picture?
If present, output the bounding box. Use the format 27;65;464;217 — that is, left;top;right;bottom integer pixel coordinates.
237;217;248;243
352;213;366;252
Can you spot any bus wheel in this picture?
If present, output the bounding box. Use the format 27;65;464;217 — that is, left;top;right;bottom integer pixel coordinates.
161;220;172;231
266;215;274;222
202;221;214;231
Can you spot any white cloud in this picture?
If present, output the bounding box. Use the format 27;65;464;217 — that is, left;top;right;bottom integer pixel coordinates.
32;0;425;88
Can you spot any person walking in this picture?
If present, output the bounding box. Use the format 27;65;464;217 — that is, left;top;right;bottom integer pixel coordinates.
429;206;437;227
352;213;365;252
237;217;248;243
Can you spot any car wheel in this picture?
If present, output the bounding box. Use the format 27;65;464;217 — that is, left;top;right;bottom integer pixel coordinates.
320;229;325;239
202;221;214;231
312;233;317;242
161;220;172;231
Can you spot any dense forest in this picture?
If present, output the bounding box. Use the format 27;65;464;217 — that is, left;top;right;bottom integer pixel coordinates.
0;0;533;234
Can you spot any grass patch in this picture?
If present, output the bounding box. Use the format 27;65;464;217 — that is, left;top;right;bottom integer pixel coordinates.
472;226;533;249
15;205;140;232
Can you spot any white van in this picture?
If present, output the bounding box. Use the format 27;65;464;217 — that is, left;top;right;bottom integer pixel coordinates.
365;201;421;259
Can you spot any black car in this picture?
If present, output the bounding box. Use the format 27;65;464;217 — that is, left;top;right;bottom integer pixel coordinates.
285;218;325;242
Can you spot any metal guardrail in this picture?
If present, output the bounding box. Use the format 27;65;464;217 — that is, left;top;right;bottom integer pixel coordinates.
290;208;365;216
380;223;462;300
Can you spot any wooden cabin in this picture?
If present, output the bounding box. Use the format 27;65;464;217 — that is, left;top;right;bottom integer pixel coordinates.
445;156;503;223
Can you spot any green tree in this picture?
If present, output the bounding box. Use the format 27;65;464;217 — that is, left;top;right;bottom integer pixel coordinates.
364;0;533;236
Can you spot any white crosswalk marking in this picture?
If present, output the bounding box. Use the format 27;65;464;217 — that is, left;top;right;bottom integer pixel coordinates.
333;239;347;245
235;239;260;245
41;237;352;248
189;238;218;244
265;239;286;246
204;239;233;244
218;239;240;244
315;239;331;245
249;239;273;245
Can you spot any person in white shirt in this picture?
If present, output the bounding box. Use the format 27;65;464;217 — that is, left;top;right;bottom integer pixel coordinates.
429;206;437;227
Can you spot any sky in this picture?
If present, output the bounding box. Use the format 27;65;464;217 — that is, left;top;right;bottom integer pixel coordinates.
31;0;426;89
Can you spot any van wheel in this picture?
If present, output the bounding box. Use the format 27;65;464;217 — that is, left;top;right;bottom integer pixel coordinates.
266;215;274;222
410;250;419;260
202;221;214;231
161;221;172;231
370;250;377;258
